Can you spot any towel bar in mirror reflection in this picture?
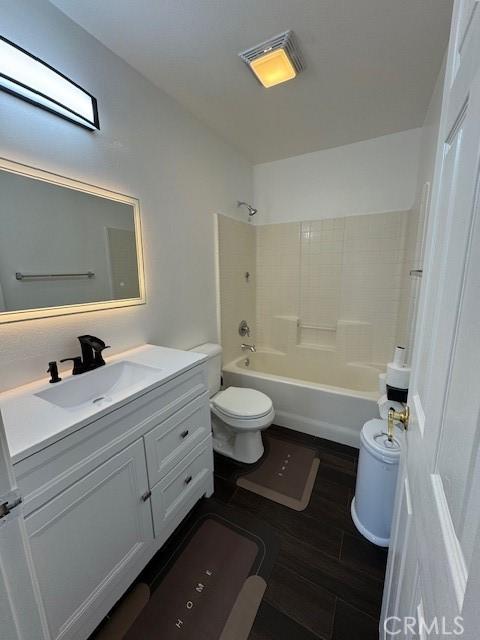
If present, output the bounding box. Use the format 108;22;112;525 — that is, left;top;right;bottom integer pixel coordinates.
16;271;95;281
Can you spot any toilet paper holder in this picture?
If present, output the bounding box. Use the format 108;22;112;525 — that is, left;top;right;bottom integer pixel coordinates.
387;406;410;441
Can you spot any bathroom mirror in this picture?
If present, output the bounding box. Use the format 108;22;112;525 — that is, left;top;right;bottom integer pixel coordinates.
0;157;145;323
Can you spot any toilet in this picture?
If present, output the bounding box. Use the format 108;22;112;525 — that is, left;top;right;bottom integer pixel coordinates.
191;343;274;463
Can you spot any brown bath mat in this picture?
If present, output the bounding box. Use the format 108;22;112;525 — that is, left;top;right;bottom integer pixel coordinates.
236;435;319;511
93;500;278;640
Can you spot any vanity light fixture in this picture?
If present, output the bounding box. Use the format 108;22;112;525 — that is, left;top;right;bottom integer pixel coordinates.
0;36;99;130
239;30;304;88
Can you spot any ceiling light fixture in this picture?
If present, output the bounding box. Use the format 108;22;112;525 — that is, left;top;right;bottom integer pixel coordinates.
0;36;99;130
239;30;304;88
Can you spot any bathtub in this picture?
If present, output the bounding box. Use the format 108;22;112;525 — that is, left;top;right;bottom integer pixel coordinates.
222;351;380;448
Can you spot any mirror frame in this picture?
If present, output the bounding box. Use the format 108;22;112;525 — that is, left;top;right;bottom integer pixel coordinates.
0;157;146;323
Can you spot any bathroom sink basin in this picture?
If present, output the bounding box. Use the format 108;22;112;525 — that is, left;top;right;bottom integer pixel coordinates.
0;344;207;464
36;361;162;410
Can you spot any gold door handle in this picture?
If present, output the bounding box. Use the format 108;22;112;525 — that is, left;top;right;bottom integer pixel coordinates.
387;406;410;441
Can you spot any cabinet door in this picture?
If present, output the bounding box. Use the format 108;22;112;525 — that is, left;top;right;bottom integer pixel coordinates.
25;439;153;640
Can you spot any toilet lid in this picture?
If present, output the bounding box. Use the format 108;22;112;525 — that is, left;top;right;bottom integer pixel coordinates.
212;387;273;419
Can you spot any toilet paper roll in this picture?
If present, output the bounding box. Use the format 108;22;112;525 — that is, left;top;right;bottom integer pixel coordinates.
393;346;406;367
377;394;404;420
386;363;411;389
378;373;387;395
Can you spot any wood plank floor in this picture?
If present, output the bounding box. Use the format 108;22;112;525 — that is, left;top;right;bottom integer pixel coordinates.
213;426;387;640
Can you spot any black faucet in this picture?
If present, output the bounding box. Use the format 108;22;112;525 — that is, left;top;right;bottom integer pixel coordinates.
47;361;62;383
78;335;110;369
59;356;84;375
61;335;110;375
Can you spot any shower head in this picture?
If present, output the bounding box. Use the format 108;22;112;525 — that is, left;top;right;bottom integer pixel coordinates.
237;201;258;216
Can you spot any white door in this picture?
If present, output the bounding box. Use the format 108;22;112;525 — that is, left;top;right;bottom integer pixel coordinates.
381;1;480;638
0;412;48;640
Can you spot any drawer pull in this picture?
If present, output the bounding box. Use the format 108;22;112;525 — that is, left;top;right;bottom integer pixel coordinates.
181;430;190;439
141;490;152;502
184;475;193;485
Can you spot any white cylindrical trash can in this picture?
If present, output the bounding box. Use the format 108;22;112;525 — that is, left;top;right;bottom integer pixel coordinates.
351;418;402;547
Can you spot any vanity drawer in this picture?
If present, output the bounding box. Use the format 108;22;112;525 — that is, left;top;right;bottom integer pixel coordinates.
144;394;210;485
151;438;213;538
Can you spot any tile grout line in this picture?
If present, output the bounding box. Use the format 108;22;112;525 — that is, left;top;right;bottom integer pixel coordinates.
271;551;383;622
263;601;331;640
330;596;338;640
337;531;388;583
233;503;344;563
335;596;382;624
273;557;337;598
265;597;332;640
273;557;352;620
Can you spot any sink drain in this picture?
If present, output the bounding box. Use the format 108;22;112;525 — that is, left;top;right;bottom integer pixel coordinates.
92;396;106;404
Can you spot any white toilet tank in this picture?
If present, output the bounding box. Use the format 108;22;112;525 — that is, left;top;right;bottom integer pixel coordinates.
190;343;222;397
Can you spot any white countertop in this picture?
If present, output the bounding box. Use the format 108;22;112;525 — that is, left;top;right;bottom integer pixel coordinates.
0;344;206;464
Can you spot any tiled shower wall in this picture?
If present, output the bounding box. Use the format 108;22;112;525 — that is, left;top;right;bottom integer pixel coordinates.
219;210;416;368
217;215;256;364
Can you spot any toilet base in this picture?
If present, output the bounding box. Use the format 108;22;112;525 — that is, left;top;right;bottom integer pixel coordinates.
212;418;265;464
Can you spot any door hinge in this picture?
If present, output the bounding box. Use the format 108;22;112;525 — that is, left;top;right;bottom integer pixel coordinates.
0;497;22;520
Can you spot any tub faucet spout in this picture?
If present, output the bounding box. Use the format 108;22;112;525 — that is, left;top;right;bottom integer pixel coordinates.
241;343;256;353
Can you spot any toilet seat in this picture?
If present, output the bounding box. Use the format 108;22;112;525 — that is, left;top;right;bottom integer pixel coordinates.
210;387;274;432
211;403;275;432
212;387;272;419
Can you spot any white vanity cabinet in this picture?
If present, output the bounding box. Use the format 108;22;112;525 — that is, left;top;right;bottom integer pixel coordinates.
6;347;214;640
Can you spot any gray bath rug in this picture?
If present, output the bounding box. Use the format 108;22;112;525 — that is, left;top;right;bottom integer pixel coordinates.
236;435;319;511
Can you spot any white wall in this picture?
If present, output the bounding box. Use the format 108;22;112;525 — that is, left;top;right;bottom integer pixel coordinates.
253;129;421;224
415;60;445;210
0;0;252;392
401;57;446;362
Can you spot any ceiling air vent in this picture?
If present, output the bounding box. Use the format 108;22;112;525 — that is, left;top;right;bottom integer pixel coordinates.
239;30;304;88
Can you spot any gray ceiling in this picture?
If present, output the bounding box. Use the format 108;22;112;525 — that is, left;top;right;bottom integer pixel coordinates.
50;0;453;163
